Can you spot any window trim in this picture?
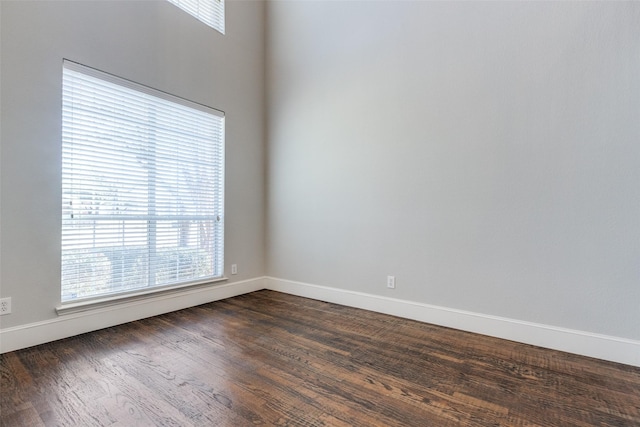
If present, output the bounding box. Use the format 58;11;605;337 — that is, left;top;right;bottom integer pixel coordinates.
56;276;228;316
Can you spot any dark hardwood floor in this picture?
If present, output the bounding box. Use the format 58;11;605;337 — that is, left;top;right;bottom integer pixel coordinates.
1;290;639;426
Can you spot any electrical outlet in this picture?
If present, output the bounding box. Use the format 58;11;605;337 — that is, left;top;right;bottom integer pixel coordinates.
387;276;396;289
231;264;238;275
0;297;12;315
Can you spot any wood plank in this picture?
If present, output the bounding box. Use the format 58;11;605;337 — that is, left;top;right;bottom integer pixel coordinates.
1;290;639;426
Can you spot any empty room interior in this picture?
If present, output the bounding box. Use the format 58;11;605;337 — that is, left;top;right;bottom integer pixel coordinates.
1;0;639;425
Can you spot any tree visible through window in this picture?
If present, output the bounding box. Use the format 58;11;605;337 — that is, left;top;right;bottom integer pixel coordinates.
61;60;224;302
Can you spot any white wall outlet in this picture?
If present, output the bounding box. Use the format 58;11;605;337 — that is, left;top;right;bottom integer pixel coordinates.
231;264;238;275
0;297;12;315
387;276;396;289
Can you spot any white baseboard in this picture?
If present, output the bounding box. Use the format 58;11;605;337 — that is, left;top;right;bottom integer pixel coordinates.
264;277;640;367
0;277;265;354
3;275;638;367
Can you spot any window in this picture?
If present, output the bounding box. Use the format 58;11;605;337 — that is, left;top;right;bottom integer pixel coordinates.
167;0;225;34
61;60;224;303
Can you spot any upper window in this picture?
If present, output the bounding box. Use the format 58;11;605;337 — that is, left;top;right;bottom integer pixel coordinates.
61;60;225;303
167;0;225;34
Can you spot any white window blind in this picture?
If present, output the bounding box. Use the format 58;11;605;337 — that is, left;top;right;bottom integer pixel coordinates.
167;0;225;34
61;60;225;303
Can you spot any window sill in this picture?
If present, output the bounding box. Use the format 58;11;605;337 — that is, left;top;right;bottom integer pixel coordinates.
56;277;229;316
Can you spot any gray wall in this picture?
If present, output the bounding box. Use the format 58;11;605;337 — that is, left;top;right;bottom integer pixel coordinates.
266;1;640;340
0;0;265;329
2;0;639;347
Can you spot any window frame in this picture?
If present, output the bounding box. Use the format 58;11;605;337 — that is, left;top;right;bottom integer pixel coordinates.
59;60;226;311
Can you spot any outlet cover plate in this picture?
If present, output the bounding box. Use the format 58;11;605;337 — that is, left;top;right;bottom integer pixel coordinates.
387;276;396;289
0;297;12;315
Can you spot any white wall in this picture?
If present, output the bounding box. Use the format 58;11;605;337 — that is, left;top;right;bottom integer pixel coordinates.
0;0;265;330
266;1;640;341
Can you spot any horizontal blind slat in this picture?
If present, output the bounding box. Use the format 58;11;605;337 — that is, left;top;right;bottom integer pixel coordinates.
167;0;224;34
